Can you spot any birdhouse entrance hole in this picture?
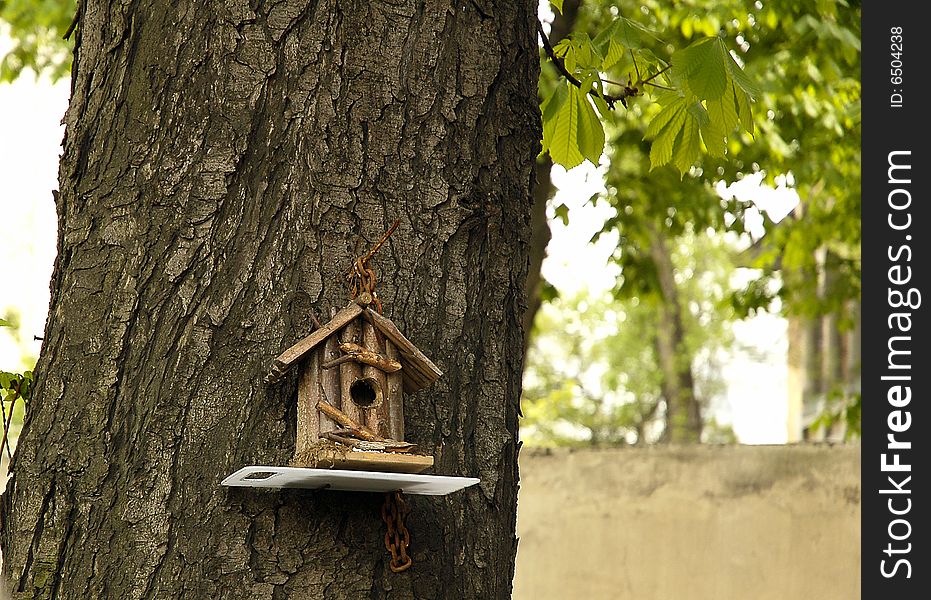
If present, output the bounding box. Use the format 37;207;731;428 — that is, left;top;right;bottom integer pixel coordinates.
350;377;381;407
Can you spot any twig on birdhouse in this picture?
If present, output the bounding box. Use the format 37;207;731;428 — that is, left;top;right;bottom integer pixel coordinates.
321;355;356;370
316;401;382;441
321;430;416;453
328;342;402;373
321;342;400;373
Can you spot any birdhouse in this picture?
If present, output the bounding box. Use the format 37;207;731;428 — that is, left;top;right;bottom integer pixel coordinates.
262;299;442;473
221;295;478;498
222;223;477;503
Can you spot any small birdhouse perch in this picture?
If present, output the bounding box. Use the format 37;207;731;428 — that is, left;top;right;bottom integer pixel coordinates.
263;300;442;474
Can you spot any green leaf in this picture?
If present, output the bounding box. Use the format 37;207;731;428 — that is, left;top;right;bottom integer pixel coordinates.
578;68;601;95
544;85;604;169
594;18;654;71
672;37;728;100
575;90;605;164
592;93;612;119
707;86;739;133
613;17;649;49
553;33;601;76
550;0;564;14
722;44;761;99
666;36;757;150
702;101;729;157
551;38;571;55
547;86;584;169
673;106;703;173
554;203;570;225
551;38;578;74
645;96;685;140
646;97;688;169
734;81;754;135
602;38;625;70
541;84;568;153
542;84;568;126
572;33;596;68
0;318;9;327
687;100;710;129
564;47;577;73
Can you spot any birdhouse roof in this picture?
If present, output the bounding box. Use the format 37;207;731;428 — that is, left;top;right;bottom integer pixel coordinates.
264;301;442;393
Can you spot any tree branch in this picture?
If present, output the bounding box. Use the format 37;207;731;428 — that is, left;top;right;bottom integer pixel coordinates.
63;1;84;41
1;382;22;460
536;18;632;109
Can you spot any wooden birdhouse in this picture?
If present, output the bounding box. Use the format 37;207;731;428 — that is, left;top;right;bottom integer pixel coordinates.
223;223;477;505
263;299;442;474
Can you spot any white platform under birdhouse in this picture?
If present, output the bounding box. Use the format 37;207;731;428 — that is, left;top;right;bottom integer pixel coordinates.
221;466;480;496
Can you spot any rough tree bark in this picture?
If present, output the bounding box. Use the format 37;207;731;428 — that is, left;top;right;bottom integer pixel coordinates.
1;1;539;598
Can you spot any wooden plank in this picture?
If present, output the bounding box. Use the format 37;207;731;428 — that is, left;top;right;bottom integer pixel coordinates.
319;310;342;434
338;319;364;425
362;320;390;437
264;302;363;383
385;340;404;441
396;349;431;394
294;352;321;458
365;309;443;392
294;447;434;474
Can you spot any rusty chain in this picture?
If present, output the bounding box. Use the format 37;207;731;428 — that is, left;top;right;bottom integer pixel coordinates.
348;257;383;313
380;490;412;573
347;220;399;314
350;222;410;573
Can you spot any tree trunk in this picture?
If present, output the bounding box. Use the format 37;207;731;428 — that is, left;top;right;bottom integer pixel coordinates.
819;250;844;439
647;226;701;443
785;314;809;442
1;1;539;598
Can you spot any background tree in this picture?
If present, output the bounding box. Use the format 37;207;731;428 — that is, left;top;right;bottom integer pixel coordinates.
526;0;860;443
522;231;738;445
1;1;538;597
729;1;861;439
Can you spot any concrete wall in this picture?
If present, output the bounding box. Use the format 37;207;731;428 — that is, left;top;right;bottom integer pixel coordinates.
514;445;860;600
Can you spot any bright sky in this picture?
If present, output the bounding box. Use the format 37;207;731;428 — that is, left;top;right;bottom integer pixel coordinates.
0;32;66;370
0;33;795;443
